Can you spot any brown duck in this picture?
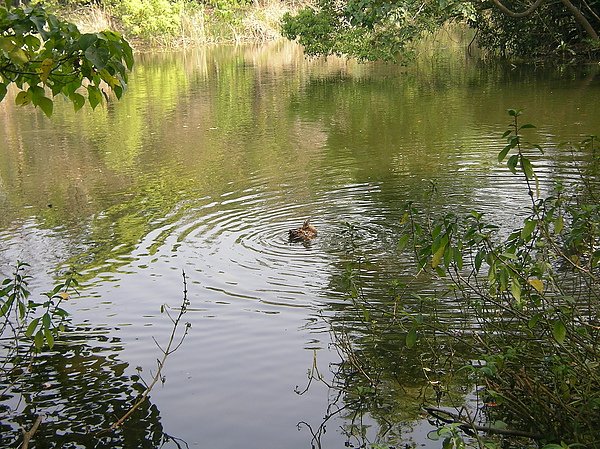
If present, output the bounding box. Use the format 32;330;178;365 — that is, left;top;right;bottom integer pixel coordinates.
289;219;317;242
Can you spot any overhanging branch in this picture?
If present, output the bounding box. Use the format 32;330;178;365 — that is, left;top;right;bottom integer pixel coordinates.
490;0;547;18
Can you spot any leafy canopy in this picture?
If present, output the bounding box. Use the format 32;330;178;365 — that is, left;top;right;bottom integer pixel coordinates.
0;3;133;116
283;0;477;61
282;0;600;61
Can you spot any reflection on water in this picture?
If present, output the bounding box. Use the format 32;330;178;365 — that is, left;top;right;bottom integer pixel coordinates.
0;327;179;448
1;40;600;447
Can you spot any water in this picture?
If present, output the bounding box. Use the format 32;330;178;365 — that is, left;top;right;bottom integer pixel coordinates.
1;41;599;448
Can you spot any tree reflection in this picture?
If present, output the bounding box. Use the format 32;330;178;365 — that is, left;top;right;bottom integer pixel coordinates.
0;326;186;448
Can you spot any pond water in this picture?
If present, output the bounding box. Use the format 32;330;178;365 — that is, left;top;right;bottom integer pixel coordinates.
1;41;600;448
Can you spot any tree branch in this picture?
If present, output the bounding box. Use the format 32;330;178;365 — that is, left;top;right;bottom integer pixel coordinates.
21;415;43;449
560;0;599;40
424;406;542;439
490;0;547;18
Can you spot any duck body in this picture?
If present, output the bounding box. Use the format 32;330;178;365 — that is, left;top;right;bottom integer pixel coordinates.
289;219;317;242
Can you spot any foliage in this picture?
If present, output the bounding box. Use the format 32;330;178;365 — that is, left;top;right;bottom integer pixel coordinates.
472;0;600;59
282;0;477;61
1;262;78;353
314;110;600;447
0;3;133;116
282;0;600;61
105;0;185;40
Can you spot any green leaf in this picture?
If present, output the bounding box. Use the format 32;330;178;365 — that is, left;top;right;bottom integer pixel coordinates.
554;215;564;234
521;219;536;240
70;92;85;111
1;296;15;317
552;320;566;344
44;328;55;349
87;85;103;109
498;145;511;162
406;327;417;349
521;156;534;179
0;83;6;102
78;33;98;50
9;48;29;65
528;313;541;329
431;242;446;268
25;317;40;337
519;123;536;130
15;90;31;106
37;95;53;117
85;44;110;70
34;329;44;350
397;234;410;251
507;154;519;174
511;280;521;302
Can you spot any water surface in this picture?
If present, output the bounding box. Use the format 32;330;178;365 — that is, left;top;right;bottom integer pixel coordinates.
1;41;600;448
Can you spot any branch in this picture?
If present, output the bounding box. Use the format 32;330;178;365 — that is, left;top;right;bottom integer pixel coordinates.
96;270;190;435
424;406;542;439
490;0;547;18
21;415;43;449
560;0;599;40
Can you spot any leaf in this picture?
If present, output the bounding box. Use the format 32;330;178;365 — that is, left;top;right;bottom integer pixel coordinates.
0;83;6;102
521;219;536;240
37;96;53;117
78;33;98;50
519;123;536;130
87;85;103;109
554;215;564;234
39;58;54;82
406;327;417;349
25;317;40;337
521;156;534;179
552;320;566;344
507;154;519;174
511;280;521;302
431;242;446;268
9;48;29;65
42;312;51;329
397;234;410;251
498;145;511;162
70;92;85;112
15;90;31;106
34;329;44;350
528;279;544;293
528;313;541;329
44;328;55;349
85;44;110;70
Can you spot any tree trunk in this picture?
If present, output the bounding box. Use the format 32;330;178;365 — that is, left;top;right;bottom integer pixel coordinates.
491;0;599;41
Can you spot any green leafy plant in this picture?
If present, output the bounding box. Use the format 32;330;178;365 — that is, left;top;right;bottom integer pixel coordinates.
306;110;600;448
0;3;133;116
1;261;78;352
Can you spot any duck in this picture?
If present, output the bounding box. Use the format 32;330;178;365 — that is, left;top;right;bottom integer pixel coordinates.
289;219;317;242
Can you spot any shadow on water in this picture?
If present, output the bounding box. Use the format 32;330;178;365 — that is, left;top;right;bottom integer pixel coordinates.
0;326;186;449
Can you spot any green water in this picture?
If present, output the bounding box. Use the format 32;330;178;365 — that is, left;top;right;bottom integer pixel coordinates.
1;41;599;448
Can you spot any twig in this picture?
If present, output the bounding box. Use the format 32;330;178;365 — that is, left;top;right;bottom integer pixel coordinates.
97;270;190;435
21;414;43;449
424;406;542;440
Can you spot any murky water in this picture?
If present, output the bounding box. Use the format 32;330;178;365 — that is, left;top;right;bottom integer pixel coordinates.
1;41;599;448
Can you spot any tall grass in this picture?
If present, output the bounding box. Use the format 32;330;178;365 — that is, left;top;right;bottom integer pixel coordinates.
64;0;310;48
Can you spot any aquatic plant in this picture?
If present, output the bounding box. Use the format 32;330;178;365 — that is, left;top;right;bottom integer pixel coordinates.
302;110;600;448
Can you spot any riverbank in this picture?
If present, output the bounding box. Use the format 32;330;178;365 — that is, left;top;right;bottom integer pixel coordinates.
62;0;306;49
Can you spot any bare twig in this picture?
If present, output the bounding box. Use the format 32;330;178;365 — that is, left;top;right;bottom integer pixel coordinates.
97;270;191;435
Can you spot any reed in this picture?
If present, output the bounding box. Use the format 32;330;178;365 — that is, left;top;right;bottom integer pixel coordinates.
63;0;312;49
